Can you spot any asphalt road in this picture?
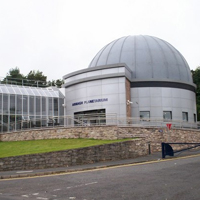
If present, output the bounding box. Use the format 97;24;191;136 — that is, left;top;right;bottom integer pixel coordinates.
0;155;200;200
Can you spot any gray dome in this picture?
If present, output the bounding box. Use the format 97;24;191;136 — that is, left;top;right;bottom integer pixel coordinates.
88;35;193;84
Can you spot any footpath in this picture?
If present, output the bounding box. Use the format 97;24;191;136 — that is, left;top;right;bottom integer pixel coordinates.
0;150;200;180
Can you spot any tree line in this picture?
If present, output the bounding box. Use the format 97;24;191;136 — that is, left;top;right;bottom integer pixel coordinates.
1;67;64;88
191;67;200;121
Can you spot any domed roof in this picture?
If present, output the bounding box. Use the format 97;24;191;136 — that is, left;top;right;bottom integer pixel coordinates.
88;35;193;84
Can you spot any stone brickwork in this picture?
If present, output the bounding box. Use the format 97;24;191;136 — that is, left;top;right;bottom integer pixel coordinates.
117;127;200;152
0;126;120;141
0;139;147;171
1;126;200;171
1;126;200;151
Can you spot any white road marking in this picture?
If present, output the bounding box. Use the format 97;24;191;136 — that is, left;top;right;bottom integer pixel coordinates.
66;182;98;189
69;197;76;199
36;197;49;200
22;195;29;197
32;193;39;195
85;182;97;186
16;171;33;174
53;189;61;191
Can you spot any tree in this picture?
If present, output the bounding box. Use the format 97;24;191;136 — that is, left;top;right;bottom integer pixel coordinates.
55;79;64;88
48;79;64;88
2;67;25;85
191;67;200;121
26;70;47;87
1;67;64;88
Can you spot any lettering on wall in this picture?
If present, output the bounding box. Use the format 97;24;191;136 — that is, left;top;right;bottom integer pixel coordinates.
72;98;108;106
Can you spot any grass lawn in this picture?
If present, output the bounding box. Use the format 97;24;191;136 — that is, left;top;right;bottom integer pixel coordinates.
0;138;131;158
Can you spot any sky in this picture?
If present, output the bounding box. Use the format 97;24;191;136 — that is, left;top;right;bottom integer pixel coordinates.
0;0;200;81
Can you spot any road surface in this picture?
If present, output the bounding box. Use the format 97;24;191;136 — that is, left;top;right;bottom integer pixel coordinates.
0;155;200;200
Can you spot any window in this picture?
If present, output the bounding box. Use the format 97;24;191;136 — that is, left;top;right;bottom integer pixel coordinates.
163;111;172;120
23;96;28;115
182;112;188;122
48;98;53;116
36;97;41;116
10;94;15;114
0;94;2;113
54;98;58;116
3;94;9;114
29;96;35;115
16;95;22;114
140;111;150;120
194;114;196;122
42;97;46;116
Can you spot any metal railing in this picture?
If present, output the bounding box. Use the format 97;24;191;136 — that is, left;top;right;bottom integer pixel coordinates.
0;115;200;133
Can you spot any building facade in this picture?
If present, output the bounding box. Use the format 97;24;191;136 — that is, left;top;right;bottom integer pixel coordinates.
63;35;196;125
0;35;197;132
0;84;64;132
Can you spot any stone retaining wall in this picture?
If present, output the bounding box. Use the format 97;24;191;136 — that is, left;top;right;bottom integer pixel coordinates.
120;127;200;152
1;126;200;153
0;140;147;171
1;126;200;171
0;126;120;141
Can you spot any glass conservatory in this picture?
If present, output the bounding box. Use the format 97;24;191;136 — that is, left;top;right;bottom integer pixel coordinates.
0;84;64;133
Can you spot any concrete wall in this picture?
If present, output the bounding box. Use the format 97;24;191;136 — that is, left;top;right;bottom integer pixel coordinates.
65;75;127;118
0;140;147;171
131;87;196;122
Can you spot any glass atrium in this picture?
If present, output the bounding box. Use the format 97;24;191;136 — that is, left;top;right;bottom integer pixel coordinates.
0;84;64;133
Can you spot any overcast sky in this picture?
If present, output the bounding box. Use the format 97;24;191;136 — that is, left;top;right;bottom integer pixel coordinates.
0;0;200;81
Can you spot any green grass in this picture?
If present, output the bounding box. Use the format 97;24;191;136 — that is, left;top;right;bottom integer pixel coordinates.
0;138;131;158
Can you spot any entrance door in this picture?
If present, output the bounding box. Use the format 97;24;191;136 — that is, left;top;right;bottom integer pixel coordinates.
74;109;106;126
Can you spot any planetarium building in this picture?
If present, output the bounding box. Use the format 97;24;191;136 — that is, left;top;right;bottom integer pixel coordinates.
63;35;197;125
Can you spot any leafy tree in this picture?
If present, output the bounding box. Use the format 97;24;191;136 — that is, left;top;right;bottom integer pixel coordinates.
55;79;64;88
26;70;47;87
48;79;64;88
2;67;25;85
1;67;64;88
191;67;200;121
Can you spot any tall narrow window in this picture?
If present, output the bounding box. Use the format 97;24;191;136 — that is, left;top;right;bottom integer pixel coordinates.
10;94;16;114
163;111;172;120
0;94;2;114
16;95;22;114
10;94;16;131
182;112;188;122
36;97;41;116
54;98;58;116
48;98;53;116
3;115;8;132
23;96;28;115
3;94;9;114
29;96;35;115
42;97;46;116
59;98;64;116
194;114;196;122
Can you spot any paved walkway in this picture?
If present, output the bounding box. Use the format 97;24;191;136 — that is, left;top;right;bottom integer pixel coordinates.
1;150;200;180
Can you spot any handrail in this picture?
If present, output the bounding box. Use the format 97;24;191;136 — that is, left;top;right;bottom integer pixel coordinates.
0;115;199;133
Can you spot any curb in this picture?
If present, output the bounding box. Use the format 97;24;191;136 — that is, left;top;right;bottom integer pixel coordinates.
0;161;150;180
